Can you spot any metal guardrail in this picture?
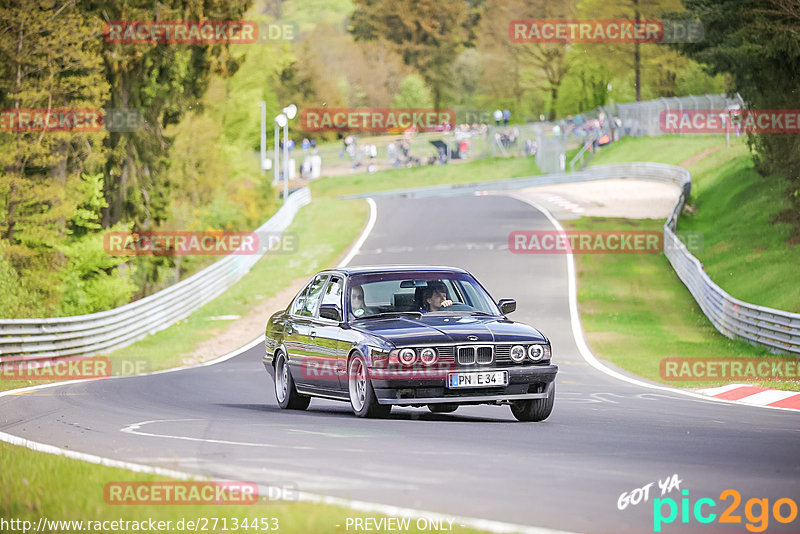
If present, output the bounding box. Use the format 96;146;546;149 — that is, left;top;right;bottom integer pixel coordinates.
4;160;798;360
343;162;800;355
0;188;312;363
660;183;800;356
617;165;799;355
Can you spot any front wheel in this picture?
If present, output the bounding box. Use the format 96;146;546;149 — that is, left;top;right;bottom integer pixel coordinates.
274;353;310;410
348;354;391;418
510;383;554;422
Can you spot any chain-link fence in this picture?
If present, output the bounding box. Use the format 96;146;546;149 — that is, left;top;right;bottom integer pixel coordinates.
560;93;745;171
615;94;744;137
281;94;743;179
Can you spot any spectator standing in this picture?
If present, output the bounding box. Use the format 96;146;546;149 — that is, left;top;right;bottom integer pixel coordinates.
493;109;502;126
503;108;510;126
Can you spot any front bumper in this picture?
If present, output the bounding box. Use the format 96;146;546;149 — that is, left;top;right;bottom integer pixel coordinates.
371;364;558;406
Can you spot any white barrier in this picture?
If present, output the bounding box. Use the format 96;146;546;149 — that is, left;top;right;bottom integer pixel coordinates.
347;162;800;355
0;188;311;362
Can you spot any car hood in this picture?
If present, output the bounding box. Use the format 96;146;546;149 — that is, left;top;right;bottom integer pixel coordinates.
351;315;547;346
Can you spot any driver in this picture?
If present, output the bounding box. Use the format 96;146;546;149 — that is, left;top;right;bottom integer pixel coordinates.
350;285;371;318
420;281;453;312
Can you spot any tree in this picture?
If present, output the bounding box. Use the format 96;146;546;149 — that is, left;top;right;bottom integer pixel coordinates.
476;0;576;120
0;0;109;314
349;0;467;108
392;74;434;108
672;0;800;235
289;23;410;112
576;0;687;102
78;0;251;229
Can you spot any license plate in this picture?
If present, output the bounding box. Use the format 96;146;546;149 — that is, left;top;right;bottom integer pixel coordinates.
447;371;508;389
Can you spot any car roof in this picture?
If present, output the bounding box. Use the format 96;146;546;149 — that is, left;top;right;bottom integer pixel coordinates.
327;265;470;276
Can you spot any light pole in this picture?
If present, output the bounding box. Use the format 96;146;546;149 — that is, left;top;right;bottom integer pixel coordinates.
274;113;287;199
281;104;297;202
260;102;266;174
273;114;281;187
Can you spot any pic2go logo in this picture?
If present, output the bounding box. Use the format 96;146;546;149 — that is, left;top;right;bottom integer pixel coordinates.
653;489;798;532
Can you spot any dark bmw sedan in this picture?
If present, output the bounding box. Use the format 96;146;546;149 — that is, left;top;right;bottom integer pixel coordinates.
263;266;557;421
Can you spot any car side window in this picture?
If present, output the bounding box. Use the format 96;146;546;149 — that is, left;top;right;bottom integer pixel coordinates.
299;275;328;317
321;276;343;309
290;281;313;316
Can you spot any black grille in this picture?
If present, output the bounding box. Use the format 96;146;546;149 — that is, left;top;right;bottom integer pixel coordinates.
434;346;455;365
456;345;493;366
495;345;512;363
457;347;475;365
476;346;493;364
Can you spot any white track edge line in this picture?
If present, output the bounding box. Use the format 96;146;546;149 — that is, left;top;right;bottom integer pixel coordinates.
0;425;576;534
0;195;579;534
1;197;581;534
338;197;377;268
504;192;799;414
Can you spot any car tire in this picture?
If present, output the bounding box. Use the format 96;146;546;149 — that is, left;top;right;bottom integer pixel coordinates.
348;353;391;418
274;352;310;410
510;383;555;422
427;404;458;413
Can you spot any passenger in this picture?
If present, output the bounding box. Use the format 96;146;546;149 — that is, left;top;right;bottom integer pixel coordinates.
420;281;453;312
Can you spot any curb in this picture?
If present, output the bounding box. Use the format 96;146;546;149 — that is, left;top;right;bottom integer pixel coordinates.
697;384;800;410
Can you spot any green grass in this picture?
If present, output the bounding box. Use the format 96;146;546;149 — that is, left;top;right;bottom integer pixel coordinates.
0;197;369;393
564;216;799;391
0;441;484;534
567;134;800;391
678;149;800;312
311;156;541;198
585;134;800;311
587;134;728;166
0;195;488;534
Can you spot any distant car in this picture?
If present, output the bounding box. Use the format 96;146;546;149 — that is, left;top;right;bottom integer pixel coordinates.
263;266;557;421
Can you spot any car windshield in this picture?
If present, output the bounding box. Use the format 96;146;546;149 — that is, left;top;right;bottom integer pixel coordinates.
347;272;500;320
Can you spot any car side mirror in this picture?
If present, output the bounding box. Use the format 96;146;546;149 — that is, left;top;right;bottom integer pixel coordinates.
497;299;516;315
319;303;342;322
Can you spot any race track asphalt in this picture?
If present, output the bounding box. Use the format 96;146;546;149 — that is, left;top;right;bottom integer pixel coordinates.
2;193;798;534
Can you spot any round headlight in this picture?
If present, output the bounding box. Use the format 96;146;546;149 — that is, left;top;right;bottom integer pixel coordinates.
419;347;438;365
510;345;526;363
528;344;544;361
398;348;417;365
